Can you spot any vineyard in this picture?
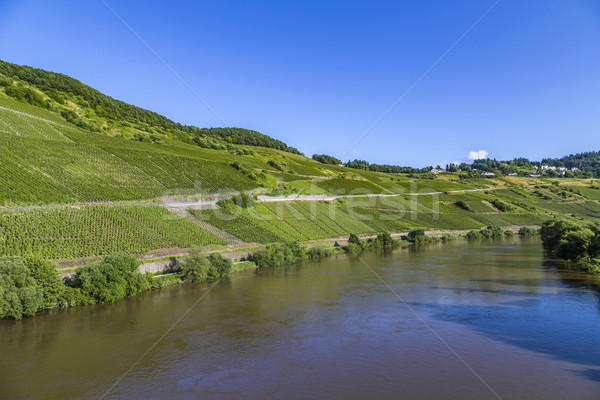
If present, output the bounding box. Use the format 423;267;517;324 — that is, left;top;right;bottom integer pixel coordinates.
191;208;283;243
0;109;264;203
0;205;224;259
1;85;600;263
191;183;600;246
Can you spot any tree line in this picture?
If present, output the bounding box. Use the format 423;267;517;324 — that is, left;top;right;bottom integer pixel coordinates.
0;251;233;320
540;220;600;274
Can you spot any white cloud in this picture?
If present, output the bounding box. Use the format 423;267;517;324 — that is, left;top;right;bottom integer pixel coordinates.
467;150;489;161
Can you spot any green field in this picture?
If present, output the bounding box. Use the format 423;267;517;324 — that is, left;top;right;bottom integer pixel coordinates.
0;205;224;259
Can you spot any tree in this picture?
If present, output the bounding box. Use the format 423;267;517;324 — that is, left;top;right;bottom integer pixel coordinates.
556;229;594;260
252;244;297;267
347;234;361;245
23;256;67;309
181;249;210;282
71;253;147;303
312;154;342;165
408;229;425;243
232;191;254;208
0;257;43;319
480;225;504;238
540;220;580;251
589;224;600;258
374;232;395;246
207;253;233;279
459;163;472;172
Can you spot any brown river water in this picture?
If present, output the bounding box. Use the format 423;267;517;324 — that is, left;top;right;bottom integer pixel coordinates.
1;238;600;399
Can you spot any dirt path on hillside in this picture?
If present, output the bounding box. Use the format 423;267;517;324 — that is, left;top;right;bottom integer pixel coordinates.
1;186;507;212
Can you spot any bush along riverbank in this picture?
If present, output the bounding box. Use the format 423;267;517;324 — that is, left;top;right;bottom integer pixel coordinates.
0;228;543;320
250;233;400;267
540;220;600;275
0;251;233;320
0;232;404;319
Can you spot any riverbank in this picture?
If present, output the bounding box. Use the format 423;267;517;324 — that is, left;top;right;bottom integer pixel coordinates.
1;225;542;320
54;225;540;277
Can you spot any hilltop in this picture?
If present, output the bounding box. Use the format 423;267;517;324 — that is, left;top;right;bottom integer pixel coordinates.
0;59;300;153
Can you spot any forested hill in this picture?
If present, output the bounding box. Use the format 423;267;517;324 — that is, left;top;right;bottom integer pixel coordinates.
0;59;300;154
542;151;600;177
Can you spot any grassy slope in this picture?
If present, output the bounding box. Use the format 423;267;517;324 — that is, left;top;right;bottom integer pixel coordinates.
1;94;600;260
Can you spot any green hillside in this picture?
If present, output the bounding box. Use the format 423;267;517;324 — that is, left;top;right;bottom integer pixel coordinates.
1;60;600;262
0;60;301;153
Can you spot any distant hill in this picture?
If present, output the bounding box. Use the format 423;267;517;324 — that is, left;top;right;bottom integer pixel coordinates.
542;151;600;177
0;59;300;154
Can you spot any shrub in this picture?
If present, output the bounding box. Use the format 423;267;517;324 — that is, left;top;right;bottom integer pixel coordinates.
518;227;539;236
252;244;297;267
5;85;46;108
307;245;333;260
342;242;363;254
579;259;600;275
71;253;148;303
312;154;342;165
348;234;365;248
504;230;515;238
374;232;395;247
181;249;210;282
207;253;233;279
441;233;456;242
0;257;43;320
490;199;514;212
540;220;580;250
466;230;483;240
589;224;600;258
556;229;594;261
480;225;504;238
23;256;70;309
407;229;425;243
287;242;307;259
216;198;236;209
454;200;472;211
232;191;254;208
0;73;11;86
268;159;283;171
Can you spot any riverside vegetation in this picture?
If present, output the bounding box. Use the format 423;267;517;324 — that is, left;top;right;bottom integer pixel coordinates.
0;233;402;319
540;220;600;274
1;59;600;318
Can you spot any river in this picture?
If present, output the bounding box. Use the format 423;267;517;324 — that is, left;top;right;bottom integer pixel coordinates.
1;238;600;399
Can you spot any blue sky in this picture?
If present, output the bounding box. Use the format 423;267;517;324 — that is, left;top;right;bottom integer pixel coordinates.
0;0;599;167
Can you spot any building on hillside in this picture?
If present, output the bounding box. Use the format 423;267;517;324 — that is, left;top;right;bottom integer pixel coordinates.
429;168;446;174
506;172;518;176
571;167;580;172
481;172;495;176
528;173;541;177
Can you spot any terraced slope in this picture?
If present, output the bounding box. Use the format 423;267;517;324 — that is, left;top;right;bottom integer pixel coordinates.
0;205;224;259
